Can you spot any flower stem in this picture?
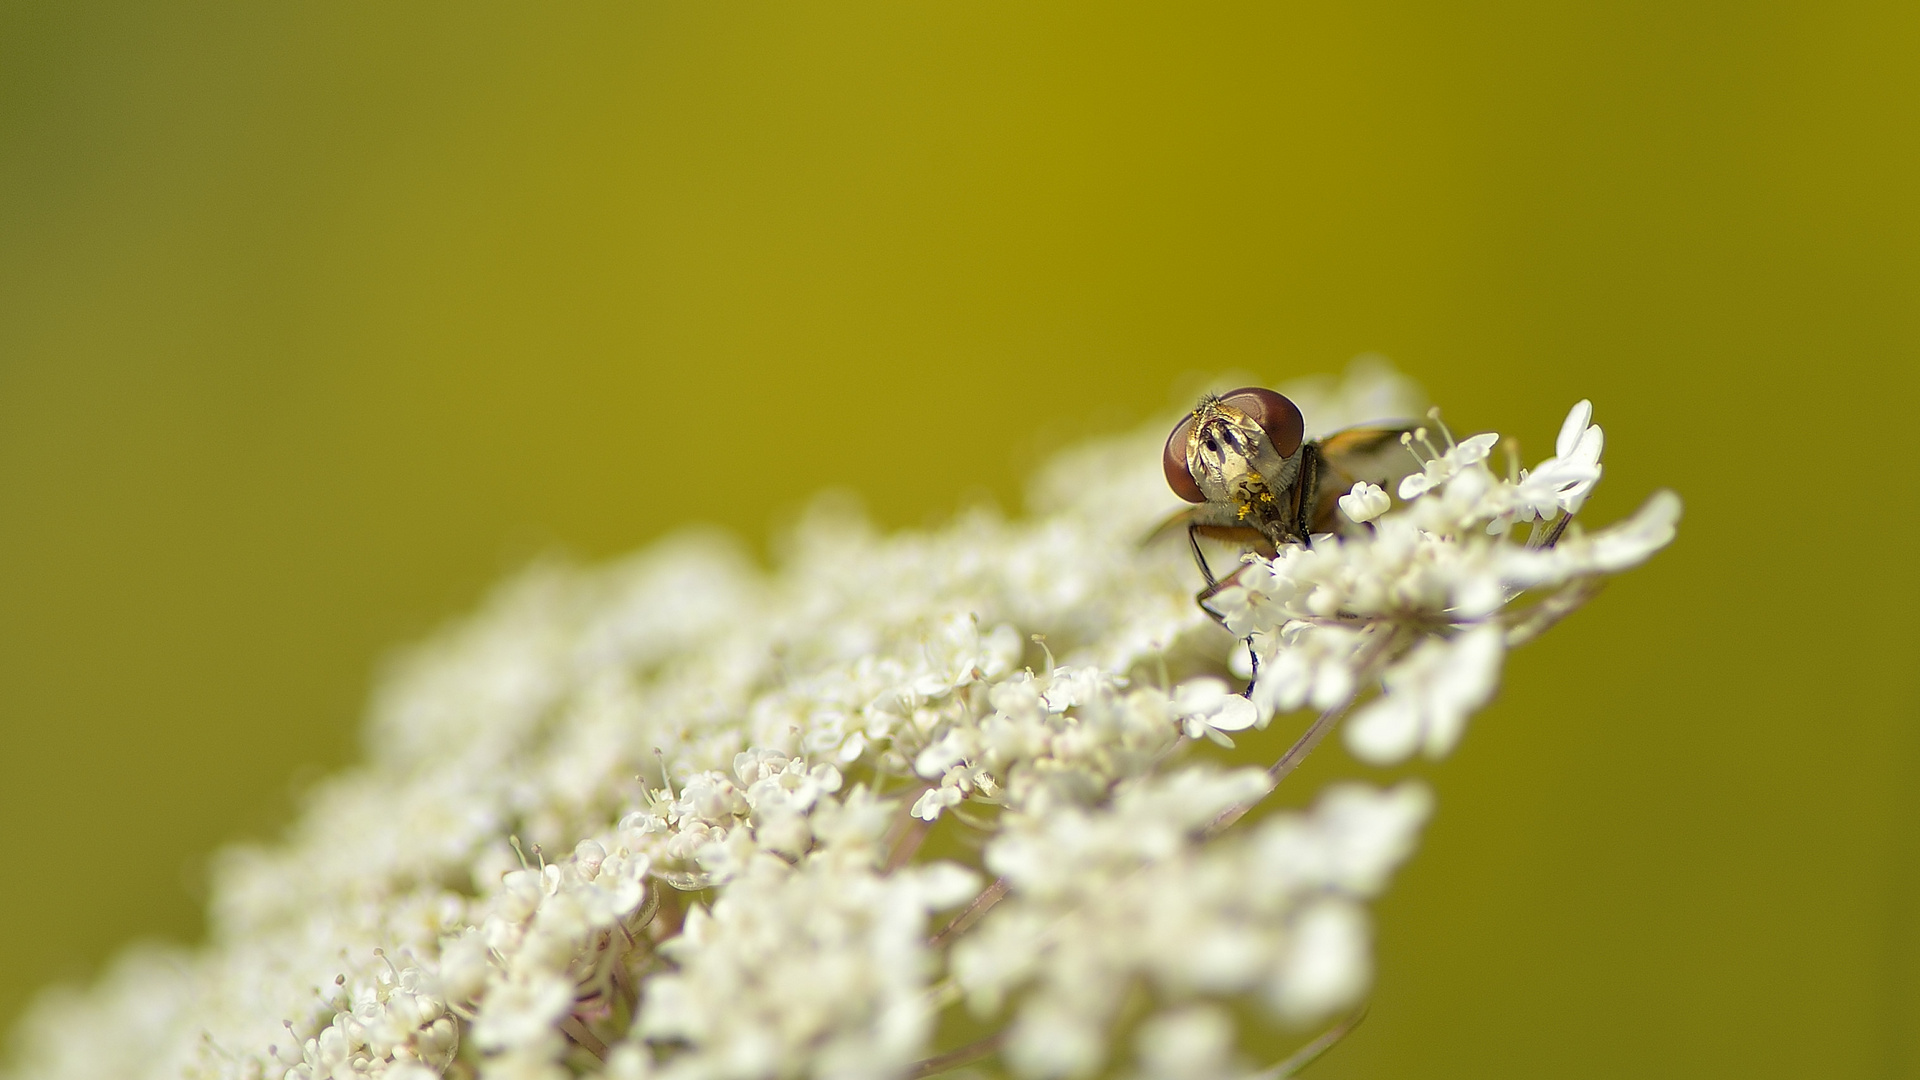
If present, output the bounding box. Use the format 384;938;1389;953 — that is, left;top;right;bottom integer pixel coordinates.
1502;579;1600;647
1249;1004;1369;1079
887;816;934;873
559;1015;608;1061
1206;630;1398;838
1201;696;1351;838
906;1030;1008;1079
928;877;1009;950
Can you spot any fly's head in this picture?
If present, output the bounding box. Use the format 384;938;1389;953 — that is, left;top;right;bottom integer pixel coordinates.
1164;388;1306;531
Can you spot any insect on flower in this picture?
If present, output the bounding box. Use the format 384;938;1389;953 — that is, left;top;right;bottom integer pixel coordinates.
1160;388;1418;660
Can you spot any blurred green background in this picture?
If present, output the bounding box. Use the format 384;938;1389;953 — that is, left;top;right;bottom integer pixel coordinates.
1;1;1914;1075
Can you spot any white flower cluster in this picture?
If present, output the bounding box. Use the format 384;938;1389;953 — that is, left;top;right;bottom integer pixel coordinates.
1209;399;1680;765
627;852;979;1080
2;363;1676;1080
952;770;1430;1078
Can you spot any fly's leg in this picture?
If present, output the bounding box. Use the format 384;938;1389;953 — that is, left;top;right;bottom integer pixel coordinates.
1188;524;1234;624
1189;523;1260;698
1186;523;1219;589
1529;508;1578;550
1542;509;1576;548
1293;442;1322;547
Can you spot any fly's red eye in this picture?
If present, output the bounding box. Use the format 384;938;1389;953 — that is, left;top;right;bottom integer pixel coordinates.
1218;387;1304;458
1162;413;1205;503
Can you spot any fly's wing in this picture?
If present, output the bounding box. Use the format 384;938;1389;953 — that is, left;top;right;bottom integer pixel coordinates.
1144;506;1276;586
1309;423;1422;536
1145;507;1277;553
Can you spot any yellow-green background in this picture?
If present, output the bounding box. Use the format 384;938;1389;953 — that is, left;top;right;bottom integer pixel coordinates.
1;2;1915;1075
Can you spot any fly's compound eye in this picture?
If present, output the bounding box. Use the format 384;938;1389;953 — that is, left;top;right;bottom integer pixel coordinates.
1162;412;1205;503
1217;387;1304;459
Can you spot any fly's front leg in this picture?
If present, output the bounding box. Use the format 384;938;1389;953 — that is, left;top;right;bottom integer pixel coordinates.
1194;568;1238;622
1189;531;1260;698
1186;523;1219;589
1190;525;1255;623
